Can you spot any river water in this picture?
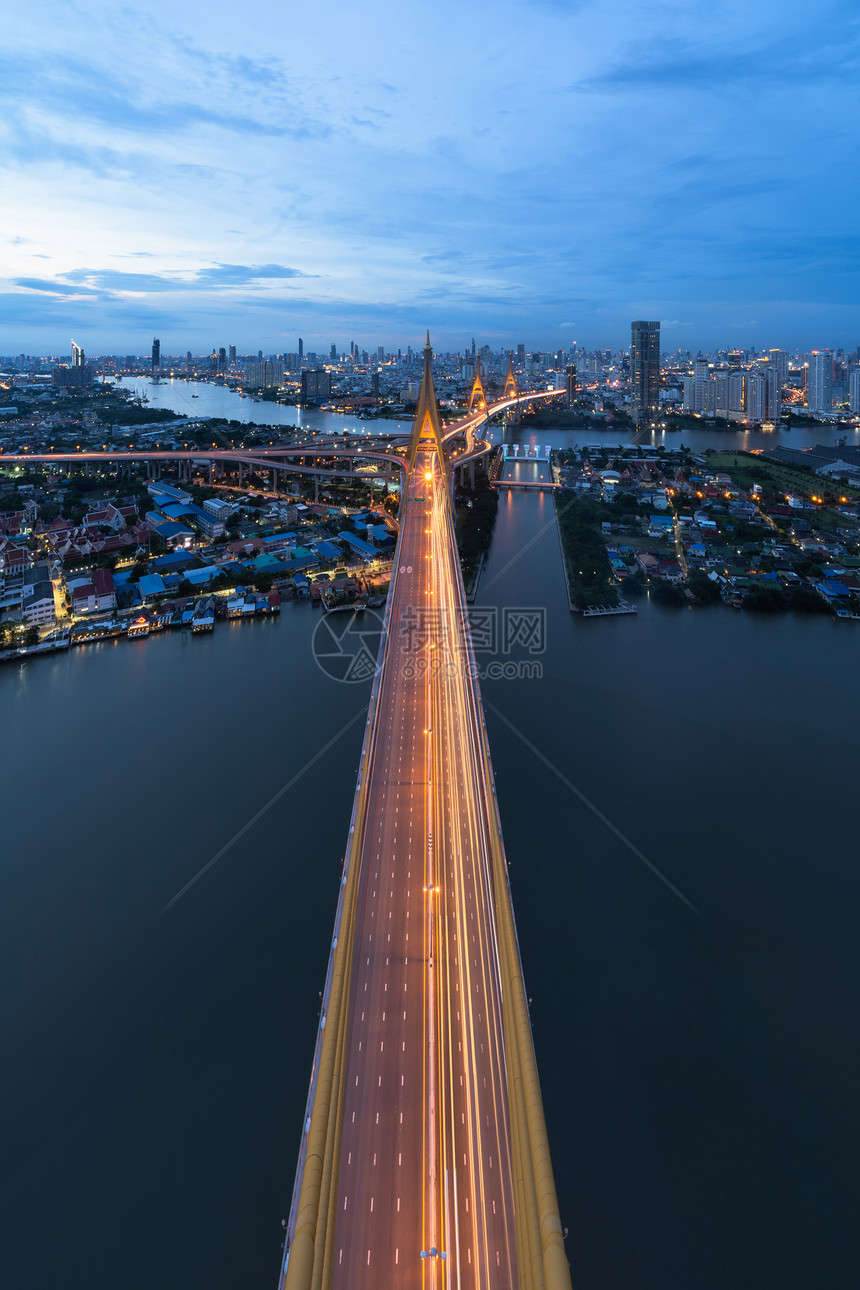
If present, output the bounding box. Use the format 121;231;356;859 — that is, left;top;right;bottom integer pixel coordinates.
128;375;860;455
2;398;859;1289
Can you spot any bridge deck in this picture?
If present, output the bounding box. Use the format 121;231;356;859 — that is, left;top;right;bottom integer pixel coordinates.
331;442;516;1288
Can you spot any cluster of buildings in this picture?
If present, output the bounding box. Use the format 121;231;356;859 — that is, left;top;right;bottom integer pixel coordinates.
5;328;860;433
0;461;398;647
559;443;860;611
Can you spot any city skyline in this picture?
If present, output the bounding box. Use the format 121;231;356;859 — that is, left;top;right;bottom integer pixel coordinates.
2;0;859;353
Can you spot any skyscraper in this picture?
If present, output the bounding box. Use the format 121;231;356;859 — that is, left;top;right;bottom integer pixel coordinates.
151;337;160;370
630;320;660;425
330;344;337;362
71;340;85;368
565;365;577;409
767;348;788;387
808;351;833;413
516;343;525;368
298;338;304;365
229;345;236;364
849;368;860;415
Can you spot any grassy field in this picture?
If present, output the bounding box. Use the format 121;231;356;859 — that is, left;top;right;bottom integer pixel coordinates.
708;451;860;506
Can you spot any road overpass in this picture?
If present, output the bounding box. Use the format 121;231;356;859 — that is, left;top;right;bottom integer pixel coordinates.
282;340;570;1290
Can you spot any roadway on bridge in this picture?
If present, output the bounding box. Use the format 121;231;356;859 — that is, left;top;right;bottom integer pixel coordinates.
331;440;517;1288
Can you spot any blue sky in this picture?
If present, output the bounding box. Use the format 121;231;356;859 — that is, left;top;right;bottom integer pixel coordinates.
1;0;858;355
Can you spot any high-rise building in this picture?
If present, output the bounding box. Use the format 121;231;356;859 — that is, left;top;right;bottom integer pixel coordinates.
229;345;236;364
630;320;660;425
331;344;337;362
377;345;384;362
301;368;331;403
767;348;788;387
682;359;711;413
808;351;833;413
151;337;160;370
714;370;746;421
471;338;476;360
218;347;227;373
298;338;304;365
849;368;860;415
516;343;525;367
744;373;767;423
247;359;284;389
565;365;577;409
71;340;86;368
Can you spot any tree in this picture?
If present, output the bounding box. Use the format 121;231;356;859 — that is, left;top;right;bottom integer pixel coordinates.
652;581;686;607
24;625;40;647
745;584;787;613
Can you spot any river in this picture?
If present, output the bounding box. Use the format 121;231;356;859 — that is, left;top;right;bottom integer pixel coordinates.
128;375;860;455
1;445;858;1288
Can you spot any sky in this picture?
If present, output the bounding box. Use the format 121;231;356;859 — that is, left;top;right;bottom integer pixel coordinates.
1;0;858;356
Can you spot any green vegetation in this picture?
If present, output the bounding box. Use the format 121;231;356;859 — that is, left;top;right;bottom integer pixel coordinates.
456;472;499;574
554;493;619;609
525;407;632;431
651;581;687;607
707;450;860;505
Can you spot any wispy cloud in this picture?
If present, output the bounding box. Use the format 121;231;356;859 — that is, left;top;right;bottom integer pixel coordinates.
1;0;858;351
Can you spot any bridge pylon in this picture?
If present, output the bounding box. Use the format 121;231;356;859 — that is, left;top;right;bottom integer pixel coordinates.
467;349;487;415
504;350;519;400
406;330;447;476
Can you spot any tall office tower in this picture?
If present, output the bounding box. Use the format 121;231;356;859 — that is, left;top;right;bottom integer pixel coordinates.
186;350;192;371
377;344;384;362
397;348;402;363
229;345;236;364
218;347;227;373
151;337;160;370
298;338;304;365
630;320;661;425
71;340;86;367
330;344;337;362
849;368;860;414
471;337;476;359
727;350;743;369
350;341;354;358
371;371;380;396
556;348;565;369
808;350;833;413
565;365;577;409
767;348;788;387
516;343;525;367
